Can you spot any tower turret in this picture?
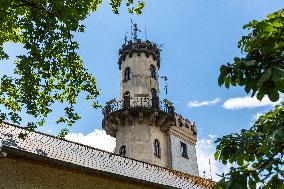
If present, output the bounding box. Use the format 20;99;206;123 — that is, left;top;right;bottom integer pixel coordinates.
102;24;199;176
118;39;160;100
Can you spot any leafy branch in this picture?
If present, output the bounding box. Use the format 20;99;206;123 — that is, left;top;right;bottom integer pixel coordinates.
0;0;144;138
215;9;284;189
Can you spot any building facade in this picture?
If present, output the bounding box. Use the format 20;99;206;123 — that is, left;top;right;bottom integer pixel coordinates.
102;26;199;176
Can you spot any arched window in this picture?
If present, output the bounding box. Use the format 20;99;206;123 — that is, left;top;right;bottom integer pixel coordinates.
119;145;126;157
180;141;188;158
154;139;161;158
150;64;156;79
151;88;159;109
123;91;130;109
124;67;131;82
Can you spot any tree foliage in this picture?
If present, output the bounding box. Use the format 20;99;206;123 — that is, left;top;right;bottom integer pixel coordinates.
0;0;144;138
215;103;284;189
218;9;284;102
215;9;284;189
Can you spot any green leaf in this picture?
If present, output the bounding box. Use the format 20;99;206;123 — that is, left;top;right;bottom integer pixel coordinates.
272;67;284;82
244;60;256;66
218;75;225;86
248;177;256;189
214;151;220;160
260;68;273;83
268;90;279;102
256;91;265;101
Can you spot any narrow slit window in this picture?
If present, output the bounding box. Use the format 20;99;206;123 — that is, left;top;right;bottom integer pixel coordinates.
180;141;188;158
150;64;156;79
124;67;131;82
154;139;161;158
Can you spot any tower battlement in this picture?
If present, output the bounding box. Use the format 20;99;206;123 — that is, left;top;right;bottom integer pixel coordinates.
118;40;161;70
173;114;197;143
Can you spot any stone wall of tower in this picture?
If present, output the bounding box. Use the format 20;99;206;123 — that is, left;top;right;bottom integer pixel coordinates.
114;115;170;168
119;53;159;99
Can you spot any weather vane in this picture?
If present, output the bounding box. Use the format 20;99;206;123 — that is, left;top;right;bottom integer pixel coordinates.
130;19;141;41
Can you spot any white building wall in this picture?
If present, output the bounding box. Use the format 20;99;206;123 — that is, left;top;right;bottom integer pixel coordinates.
170;134;199;176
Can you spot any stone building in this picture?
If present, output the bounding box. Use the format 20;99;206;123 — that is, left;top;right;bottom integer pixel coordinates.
0;25;213;189
103;25;199;176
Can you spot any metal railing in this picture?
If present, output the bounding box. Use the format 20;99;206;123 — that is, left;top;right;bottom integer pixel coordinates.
102;97;175;118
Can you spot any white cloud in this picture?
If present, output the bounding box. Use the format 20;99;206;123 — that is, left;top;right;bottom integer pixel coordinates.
188;98;221;108
223;96;282;110
66;129;116;152
196;135;230;181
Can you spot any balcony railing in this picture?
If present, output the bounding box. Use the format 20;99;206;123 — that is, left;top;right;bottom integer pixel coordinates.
102;97;175;118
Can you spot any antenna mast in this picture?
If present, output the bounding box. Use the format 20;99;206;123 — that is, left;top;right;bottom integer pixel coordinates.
124;32;128;44
209;158;213;180
145;27;148;41
160;76;168;95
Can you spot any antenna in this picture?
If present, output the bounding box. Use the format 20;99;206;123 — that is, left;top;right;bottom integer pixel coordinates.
145;27;148;41
130;25;133;39
124;32;128;44
209;158;213;180
160;76;168;95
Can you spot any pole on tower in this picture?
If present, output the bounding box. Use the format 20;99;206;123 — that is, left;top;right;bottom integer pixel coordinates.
145;27;148;41
209;158;213;180
160;76;168;95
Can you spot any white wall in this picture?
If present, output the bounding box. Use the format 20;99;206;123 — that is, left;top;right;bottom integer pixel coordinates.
170;134;199;176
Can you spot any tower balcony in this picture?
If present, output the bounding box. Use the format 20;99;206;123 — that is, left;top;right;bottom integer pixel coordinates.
102;97;176;137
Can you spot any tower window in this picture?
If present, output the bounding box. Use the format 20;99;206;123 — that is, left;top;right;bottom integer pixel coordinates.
124;67;131;82
151;88;159;109
150;64;156;79
119;145;126;157
154;139;161;158
123;91;130;109
180;142;188;158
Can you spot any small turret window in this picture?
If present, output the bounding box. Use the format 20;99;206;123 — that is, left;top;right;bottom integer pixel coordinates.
123;91;130;109
154;139;161;158
119;145;126;157
180;141;188;158
151;88;159;109
124;67;131;82
150;64;156;79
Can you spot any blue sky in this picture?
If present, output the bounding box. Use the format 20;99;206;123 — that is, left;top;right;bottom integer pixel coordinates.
1;0;283;179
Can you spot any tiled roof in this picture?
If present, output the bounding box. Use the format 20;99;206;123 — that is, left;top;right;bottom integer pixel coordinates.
0;122;214;189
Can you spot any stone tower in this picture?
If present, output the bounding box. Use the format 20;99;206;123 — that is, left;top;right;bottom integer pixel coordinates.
102;25;199;176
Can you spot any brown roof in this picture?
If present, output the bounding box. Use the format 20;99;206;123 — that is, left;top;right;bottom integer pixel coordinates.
0;122;215;189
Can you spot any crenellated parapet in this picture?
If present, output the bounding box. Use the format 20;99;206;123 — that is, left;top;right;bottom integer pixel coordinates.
118;40;161;70
170;114;198;145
